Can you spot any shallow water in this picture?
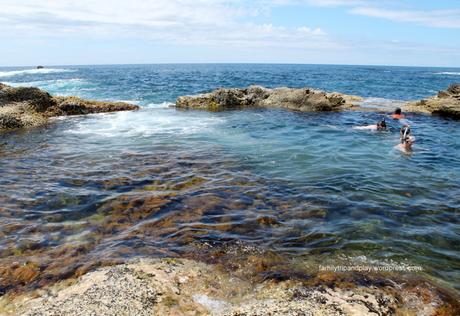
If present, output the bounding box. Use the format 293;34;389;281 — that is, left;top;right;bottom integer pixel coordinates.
1;64;460;293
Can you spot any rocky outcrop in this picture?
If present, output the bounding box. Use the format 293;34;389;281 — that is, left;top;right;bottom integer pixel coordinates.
0;83;139;131
5;258;459;316
176;86;362;112
405;83;460;119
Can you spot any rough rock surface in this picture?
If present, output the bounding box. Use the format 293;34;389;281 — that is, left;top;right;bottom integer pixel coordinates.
3;258;458;316
176;86;362;112
0;83;139;131
405;83;460;119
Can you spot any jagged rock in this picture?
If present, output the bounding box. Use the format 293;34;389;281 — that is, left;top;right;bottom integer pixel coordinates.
0;114;22;129
405;83;460;119
0;84;53;112
0;84;139;131
176;85;361;112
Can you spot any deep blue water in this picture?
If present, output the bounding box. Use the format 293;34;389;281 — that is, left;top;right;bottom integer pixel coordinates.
1;64;460;102
0;64;459;291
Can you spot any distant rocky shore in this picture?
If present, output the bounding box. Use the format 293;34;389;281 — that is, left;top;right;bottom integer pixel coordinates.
2;83;459;133
0;83;139;131
176;85;363;112
176;84;460;119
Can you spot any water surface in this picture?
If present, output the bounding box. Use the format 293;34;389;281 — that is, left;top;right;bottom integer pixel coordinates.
1;64;459;292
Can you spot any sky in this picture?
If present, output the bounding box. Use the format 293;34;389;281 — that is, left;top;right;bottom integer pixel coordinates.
0;0;459;67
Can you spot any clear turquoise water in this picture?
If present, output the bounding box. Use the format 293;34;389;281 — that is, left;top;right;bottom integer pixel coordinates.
1;64;459;291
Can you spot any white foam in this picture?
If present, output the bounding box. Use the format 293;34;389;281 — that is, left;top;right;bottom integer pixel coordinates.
1;78;97;97
2;78;84;88
143;102;174;109
435;72;460;76
0;68;75;78
65;109;224;138
358;97;405;109
192;294;230;313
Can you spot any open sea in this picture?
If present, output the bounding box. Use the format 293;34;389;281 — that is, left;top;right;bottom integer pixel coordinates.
0;64;459;293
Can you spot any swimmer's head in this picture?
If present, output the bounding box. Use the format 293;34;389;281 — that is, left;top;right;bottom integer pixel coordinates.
400;125;411;143
394;108;402;115
377;119;386;130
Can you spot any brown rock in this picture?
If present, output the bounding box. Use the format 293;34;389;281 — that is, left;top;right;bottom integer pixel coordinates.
175;85;361;112
0;84;139;131
405;83;460;119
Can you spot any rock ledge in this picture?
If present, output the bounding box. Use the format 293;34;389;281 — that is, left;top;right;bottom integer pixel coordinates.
404;83;460;119
176;86;362;112
0;83;139;131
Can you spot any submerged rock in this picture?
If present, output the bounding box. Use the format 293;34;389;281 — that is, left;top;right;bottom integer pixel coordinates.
0;83;139;131
405;83;460;119
176;86;362;112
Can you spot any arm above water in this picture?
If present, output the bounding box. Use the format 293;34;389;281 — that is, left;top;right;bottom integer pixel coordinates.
353;124;378;130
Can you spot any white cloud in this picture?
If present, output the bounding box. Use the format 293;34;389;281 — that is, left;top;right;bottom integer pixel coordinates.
0;0;331;49
350;7;460;28
270;0;366;7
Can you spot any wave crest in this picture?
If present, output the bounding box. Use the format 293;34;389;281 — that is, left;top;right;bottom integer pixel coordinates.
435;72;460;76
0;68;75;78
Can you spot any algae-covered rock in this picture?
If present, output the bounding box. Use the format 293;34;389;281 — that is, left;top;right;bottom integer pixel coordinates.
405;83;460;119
0;83;54;113
0;84;139;131
176;85;361;112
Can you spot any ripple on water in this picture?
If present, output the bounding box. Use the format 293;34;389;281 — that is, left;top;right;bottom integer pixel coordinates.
0;107;459;296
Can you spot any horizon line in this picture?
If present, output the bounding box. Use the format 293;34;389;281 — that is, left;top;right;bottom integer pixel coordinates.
1;62;460;69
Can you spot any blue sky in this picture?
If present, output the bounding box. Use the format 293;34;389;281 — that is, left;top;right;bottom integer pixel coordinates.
0;0;459;67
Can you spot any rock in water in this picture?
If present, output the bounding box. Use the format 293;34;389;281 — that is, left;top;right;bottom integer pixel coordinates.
36;65;44;69
0;83;139;131
175;85;361;112
405;83;460;119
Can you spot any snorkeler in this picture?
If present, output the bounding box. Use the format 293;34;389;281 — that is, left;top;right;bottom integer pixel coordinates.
396;125;415;152
392;108;405;119
353;119;387;131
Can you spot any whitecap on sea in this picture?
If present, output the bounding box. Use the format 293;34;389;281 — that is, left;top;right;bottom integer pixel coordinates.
434;72;460;76
0;68;75;78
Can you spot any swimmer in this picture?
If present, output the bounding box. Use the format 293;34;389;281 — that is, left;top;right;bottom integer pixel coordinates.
391;108;405;119
395;125;415;153
354;119;387;131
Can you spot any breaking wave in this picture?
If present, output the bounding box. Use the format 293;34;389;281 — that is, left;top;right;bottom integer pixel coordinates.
434;72;460;76
0;68;74;78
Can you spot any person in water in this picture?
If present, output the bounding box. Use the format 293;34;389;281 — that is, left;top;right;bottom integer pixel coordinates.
392;108;405;119
396;125;415;152
354;119;387;131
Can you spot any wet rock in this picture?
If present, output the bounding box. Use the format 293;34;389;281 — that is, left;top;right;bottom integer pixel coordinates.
176;85;361;112
0;84;139;131
0;114;23;129
50;96;139;116
6;258;459;316
405;83;460;119
0;84;53;113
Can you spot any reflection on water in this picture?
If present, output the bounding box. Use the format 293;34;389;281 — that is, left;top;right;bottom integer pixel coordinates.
1;107;459;295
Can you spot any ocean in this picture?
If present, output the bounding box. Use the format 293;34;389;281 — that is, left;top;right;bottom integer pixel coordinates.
1;64;459;293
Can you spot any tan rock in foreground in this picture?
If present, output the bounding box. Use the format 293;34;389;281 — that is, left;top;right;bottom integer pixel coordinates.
0;83;139;131
2;258;458;316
